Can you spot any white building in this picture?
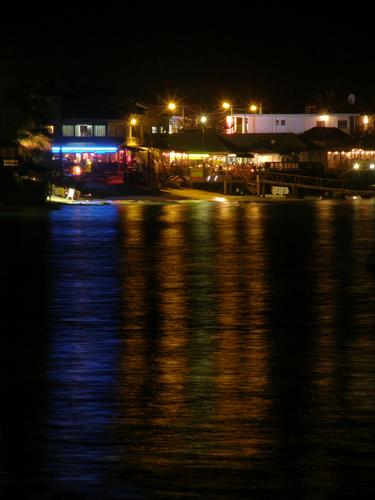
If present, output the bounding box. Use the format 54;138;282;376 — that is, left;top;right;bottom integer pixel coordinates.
228;113;359;135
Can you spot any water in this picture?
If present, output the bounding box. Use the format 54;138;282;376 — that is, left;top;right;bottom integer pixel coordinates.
1;199;375;498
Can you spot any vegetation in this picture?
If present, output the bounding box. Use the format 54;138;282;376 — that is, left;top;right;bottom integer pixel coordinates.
0;88;51;156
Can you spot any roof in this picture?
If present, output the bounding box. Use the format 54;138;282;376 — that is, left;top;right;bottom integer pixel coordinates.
224;133;320;153
167;131;236;154
356;135;375;149
299;127;357;150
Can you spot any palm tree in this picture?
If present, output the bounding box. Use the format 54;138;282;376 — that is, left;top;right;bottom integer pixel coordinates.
0;88;51;156
17;130;51;153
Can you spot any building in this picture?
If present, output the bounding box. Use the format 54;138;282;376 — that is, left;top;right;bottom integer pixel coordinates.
35;78;128;174
228;113;360;135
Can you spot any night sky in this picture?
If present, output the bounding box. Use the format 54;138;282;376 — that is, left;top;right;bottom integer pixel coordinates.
1;11;375;111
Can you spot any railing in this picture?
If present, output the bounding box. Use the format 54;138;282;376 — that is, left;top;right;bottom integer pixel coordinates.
259;171;346;190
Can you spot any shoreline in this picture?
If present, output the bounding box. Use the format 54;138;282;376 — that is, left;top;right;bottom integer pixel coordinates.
49;187;342;205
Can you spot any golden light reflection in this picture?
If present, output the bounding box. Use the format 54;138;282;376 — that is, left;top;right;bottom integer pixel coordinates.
212;203;272;461
310;202;339;394
116;203;274;471
118;205;193;468
154;205;189;425
118;204;147;421
308;202;375;485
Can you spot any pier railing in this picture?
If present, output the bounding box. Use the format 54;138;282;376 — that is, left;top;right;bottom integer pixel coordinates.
239;170;375;197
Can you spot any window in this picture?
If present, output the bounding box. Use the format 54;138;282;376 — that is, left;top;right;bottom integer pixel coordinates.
338;120;348;130
276;119;286;126
46;125;54;134
94;125;106;136
62;125;74;136
316;120;325;127
75;125;93;137
152;126;158;134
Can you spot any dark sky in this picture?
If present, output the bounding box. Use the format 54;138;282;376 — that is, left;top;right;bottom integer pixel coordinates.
1;11;375;111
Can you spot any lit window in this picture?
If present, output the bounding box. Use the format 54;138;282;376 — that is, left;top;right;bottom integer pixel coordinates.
62;125;74;136
94;125;106;136
46;125;54;134
152;126;158;134
75;125;93;137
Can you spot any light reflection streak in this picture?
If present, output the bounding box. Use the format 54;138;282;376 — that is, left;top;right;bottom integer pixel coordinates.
214;203;272;462
46;206;121;490
119;204;148;422
310;201;375;490
156;205;189;423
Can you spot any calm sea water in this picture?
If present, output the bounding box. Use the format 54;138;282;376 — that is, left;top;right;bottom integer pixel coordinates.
1;199;375;498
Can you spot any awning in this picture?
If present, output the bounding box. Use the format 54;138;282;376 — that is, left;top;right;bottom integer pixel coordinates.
52;143;119;154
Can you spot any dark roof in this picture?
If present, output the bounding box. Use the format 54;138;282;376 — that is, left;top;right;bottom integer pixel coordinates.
224;133;319;153
162;131;325;155
299;127;357;150
357;135;375;149
167;131;236;154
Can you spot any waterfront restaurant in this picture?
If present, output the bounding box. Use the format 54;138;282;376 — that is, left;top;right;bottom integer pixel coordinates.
299;127;358;171
36;78;128;175
162;131;255;183
224;133;324;171
52;136;125;175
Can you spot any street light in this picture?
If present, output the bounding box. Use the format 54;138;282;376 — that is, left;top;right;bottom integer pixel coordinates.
128;117;138;146
167;102;177;112
250;103;262;113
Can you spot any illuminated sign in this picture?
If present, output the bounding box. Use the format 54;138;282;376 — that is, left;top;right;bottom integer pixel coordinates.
52;146;118;153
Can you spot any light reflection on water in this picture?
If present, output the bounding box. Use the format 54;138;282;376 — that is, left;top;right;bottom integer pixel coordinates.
1;200;375;497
